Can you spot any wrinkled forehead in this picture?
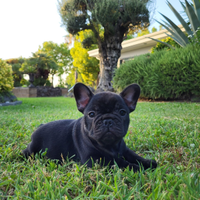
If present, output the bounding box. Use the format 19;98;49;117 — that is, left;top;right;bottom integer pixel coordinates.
86;92;127;112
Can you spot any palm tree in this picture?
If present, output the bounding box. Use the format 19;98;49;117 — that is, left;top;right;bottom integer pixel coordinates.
148;0;200;48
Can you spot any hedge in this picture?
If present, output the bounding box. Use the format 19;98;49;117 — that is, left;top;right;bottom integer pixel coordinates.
113;44;200;100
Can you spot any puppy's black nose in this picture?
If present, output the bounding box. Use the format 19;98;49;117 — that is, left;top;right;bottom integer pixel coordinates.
103;119;113;127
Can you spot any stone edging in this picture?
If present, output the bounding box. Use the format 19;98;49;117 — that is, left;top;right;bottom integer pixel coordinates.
0;101;22;107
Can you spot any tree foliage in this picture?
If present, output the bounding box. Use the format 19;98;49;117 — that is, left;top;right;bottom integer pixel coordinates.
59;0;150;37
137;28;150;37
20;53;58;86
37;41;72;87
38;41;72;75
134;26;157;37
68;30;99;88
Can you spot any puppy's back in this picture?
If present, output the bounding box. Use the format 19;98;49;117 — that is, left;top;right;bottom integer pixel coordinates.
23;119;79;161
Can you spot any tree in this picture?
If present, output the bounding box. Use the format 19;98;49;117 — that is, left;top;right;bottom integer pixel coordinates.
151;27;157;33
137;28;150;37
135;26;157;37
20;53;58;86
159;25;164;31
58;0;151;91
148;0;200;48
38;41;72;85
69;30;99;87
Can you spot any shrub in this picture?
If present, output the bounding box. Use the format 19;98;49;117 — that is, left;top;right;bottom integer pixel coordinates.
0;91;17;103
0;59;14;92
151;37;180;53
113;44;200;100
6;58;25;87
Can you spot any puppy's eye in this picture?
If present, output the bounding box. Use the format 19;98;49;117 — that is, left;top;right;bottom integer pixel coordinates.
88;112;95;118
119;109;126;116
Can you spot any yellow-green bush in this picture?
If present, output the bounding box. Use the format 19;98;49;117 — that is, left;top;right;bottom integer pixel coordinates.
0;59;14;92
151;37;180;53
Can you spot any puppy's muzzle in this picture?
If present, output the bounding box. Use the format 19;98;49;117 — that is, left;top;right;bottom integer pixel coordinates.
103;119;113;128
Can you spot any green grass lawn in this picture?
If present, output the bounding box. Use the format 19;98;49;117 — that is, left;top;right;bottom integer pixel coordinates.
0;97;200;199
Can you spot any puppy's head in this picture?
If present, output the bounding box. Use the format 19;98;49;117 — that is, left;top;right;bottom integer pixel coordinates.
74;83;140;146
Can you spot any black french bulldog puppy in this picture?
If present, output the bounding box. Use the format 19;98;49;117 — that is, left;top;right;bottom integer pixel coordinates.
23;83;157;172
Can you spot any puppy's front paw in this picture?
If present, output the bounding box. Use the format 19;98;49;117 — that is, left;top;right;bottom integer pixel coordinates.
144;159;157;170
129;163;140;173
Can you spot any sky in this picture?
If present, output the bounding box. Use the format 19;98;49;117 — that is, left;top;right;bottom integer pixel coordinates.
0;0;186;60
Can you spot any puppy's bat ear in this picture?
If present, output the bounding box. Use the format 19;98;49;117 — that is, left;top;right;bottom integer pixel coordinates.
74;83;94;113
120;84;140;112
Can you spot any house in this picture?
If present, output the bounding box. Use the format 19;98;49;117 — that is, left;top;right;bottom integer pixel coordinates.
88;25;184;67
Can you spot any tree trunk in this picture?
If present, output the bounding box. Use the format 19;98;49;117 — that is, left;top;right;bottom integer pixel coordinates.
52;74;54;87
28;73;35;88
97;35;123;92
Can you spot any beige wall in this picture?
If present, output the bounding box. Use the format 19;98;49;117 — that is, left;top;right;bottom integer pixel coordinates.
12;87;37;98
120;45;152;60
